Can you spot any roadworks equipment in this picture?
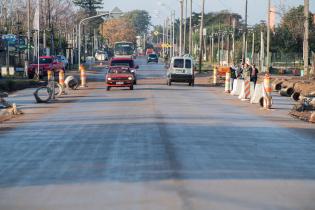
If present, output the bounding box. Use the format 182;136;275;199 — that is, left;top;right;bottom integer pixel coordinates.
239;80;254;101
250;84;265;104
213;66;217;85
231;79;243;96
80;64;87;87
280;87;294;97
224;71;231;93
65;76;79;90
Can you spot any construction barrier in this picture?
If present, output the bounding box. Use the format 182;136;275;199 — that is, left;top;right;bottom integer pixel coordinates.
250;84;265;104
213;66;217;85
238;80;252;100
47;69;53;81
231;79;243;96
230;78;234;91
59;70;65;87
263;74;272;109
80;64;87;87
224;71;231;93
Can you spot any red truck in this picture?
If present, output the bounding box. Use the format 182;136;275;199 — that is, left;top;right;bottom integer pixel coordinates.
28;56;65;79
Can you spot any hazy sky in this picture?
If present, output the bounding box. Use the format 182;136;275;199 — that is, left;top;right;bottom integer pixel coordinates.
103;0;315;26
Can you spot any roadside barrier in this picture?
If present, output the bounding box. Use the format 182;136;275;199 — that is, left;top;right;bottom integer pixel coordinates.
250;84;265;104
264;73;272;96
231;79;243;96
80;64;87;87
59;69;65;87
238;79;251;100
213;66;217;85
224;71;231;93
262;74;272;109
230;78;234;91
47;69;53;81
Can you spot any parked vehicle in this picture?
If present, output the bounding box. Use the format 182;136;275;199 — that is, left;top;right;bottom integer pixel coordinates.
109;57;139;84
105;66;135;91
56;55;69;69
114;41;135;58
28;56;65;79
95;50;108;61
147;53;158;63
166;56;195;86
146;48;154;55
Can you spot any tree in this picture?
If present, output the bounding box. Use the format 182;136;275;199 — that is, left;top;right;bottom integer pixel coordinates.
72;0;103;15
100;18;137;46
123;10;151;35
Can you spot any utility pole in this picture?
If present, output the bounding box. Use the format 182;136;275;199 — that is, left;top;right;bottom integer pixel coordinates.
198;0;205;73
179;0;183;55
242;0;248;63
183;0;187;54
232;18;236;64
163;20;165;57
303;0;309;76
27;0;30;62
266;0;271;73
189;0;192;55
172;11;175;56
251;31;255;64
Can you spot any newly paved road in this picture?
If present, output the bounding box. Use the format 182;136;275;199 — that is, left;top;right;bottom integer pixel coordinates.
0;57;315;210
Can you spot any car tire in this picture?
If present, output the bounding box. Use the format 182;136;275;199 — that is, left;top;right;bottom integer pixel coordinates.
106;86;111;91
130;85;134;90
134;80;137;85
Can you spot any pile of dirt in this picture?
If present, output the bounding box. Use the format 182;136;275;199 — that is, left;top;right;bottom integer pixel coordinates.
289;97;315;123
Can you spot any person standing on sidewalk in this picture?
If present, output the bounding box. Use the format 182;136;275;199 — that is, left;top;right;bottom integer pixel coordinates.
250;64;259;87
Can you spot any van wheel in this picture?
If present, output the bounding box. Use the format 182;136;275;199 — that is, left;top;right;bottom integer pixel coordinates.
106;86;111;91
130;85;134;90
189;82;192;86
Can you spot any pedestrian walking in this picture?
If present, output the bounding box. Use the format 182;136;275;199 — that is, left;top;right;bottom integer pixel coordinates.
250;64;259;86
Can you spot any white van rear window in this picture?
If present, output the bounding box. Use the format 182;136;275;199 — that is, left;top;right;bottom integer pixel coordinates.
185;59;192;68
174;59;184;68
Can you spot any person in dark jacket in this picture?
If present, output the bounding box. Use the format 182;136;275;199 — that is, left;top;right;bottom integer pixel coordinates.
250;64;259;86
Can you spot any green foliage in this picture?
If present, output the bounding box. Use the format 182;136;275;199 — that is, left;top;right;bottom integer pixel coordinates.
123;10;151;35
72;0;103;15
271;5;315;53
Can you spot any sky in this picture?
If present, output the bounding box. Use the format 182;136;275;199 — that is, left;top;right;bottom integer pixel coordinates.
103;0;315;26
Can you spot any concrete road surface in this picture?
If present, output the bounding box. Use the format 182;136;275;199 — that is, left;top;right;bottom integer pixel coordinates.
0;57;315;210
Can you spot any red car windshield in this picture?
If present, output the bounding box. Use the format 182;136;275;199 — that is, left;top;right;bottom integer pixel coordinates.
108;68;131;74
39;58;53;64
111;60;134;68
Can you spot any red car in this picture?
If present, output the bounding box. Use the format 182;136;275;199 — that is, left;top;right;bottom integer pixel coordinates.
110;57;139;84
28;56;65;79
105;66;135;91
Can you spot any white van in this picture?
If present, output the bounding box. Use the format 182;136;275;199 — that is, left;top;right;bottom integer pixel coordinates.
166;56;194;86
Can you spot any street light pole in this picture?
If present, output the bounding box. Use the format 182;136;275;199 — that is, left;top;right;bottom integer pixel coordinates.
179;0;183;55
303;0;309;76
266;0;271;73
189;0;192;55
183;0;187;54
198;0;205;73
78;12;119;69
